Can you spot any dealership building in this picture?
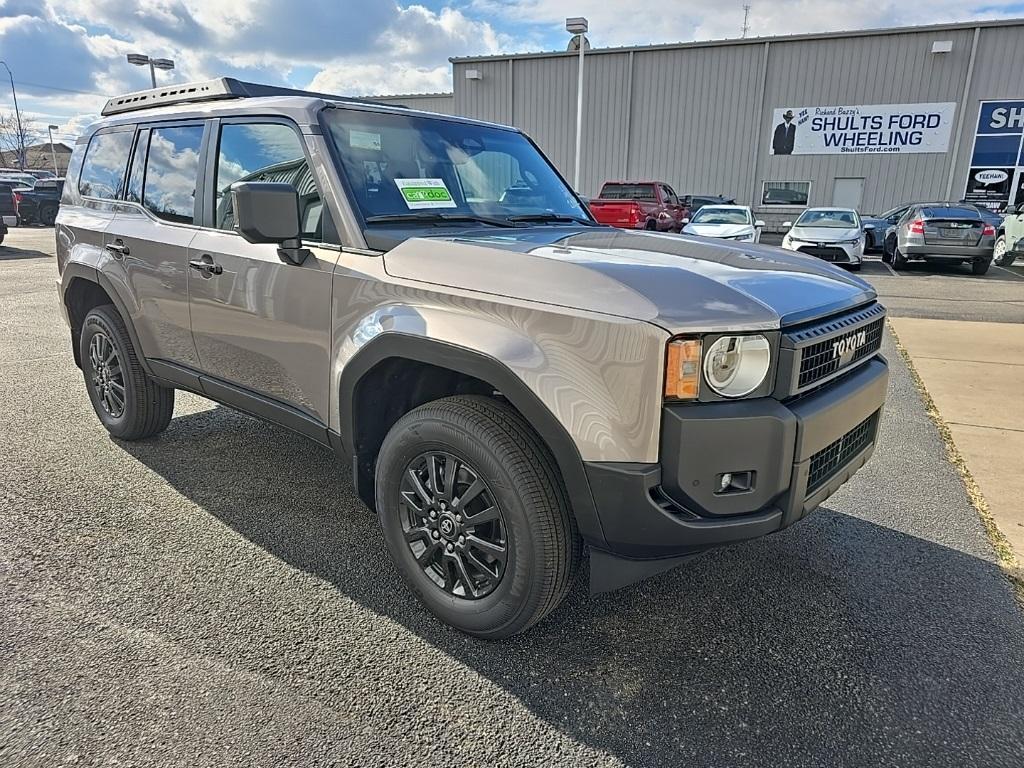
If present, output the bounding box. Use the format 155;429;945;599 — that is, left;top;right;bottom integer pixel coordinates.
378;18;1024;228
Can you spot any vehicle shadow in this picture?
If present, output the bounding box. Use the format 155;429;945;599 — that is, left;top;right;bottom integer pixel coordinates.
0;245;52;261
119;405;1024;766
895;260;1018;280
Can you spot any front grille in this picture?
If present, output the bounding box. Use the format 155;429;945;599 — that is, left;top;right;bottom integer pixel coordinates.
806;411;879;494
797;316;884;388
798;245;848;261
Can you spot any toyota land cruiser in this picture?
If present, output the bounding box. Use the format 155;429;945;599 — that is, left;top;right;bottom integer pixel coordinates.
56;79;888;638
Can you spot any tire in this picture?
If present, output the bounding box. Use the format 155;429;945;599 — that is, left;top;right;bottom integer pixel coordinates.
80;305;174;440
849;263;862;271
644;220;657;231
892;246;907;269
39;205;57;227
972;258;991;276
375;395;581;638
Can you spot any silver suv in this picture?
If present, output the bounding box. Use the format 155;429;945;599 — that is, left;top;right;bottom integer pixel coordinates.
56;79;889;637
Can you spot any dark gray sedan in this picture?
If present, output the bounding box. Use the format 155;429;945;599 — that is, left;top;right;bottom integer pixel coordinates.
882;203;997;275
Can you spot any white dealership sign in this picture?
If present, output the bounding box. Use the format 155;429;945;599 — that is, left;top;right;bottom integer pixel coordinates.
769;103;957;156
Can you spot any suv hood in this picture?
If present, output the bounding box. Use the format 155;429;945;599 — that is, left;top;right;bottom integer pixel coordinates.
383;226;876;333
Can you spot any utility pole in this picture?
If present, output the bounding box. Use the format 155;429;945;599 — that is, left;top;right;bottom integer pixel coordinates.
566;17;590;193
0;60;25;170
742;5;752;38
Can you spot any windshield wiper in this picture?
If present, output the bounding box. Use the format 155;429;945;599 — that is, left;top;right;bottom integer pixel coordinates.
364;212;516;228
506;213;598;226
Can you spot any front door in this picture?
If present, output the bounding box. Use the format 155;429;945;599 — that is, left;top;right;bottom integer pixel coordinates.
186;120;339;426
832;177;864;210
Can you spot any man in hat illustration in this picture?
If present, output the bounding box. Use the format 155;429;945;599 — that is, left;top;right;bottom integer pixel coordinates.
773;109;797;155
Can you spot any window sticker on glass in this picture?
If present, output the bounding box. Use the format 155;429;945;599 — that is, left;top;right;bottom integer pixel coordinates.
349;130;382;151
395;178;457;209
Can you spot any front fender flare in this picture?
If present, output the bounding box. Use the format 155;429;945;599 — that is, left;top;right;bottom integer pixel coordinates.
338;334;608;548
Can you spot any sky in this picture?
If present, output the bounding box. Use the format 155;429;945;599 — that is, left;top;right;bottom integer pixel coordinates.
2;0;1023;147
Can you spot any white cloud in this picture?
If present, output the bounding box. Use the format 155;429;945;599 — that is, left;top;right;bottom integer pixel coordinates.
309;64;453;97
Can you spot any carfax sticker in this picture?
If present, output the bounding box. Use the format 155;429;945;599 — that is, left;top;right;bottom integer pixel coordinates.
349;130;381;151
395;178;457;209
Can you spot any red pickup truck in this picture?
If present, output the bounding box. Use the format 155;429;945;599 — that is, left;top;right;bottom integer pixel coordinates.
587;181;689;231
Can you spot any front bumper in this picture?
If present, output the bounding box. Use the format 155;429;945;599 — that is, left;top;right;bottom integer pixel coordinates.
786;240;863;264
585;356;888;566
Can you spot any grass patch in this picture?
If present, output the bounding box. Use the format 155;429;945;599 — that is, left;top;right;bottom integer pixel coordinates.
888;320;1024;606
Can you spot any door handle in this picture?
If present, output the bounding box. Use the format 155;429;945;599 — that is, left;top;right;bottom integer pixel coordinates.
188;255;223;277
105;240;130;258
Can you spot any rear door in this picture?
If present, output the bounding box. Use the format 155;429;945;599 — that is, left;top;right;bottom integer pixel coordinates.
104;121;206;369
186;117;339;428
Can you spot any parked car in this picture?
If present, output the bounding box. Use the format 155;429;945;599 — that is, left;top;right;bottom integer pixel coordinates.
882;203;996;274
682;195;737;215
781;208;870;271
0;182;16;243
0;172;37;190
681;204;764;242
993;201;1024;267
588;181;688;231
16;177;63;226
56;77;888;638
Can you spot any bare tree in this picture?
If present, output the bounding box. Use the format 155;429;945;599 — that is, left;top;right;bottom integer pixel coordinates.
0;109;43;169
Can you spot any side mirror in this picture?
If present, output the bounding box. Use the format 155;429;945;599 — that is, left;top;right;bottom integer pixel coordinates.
754;219;765;228
863;223;875;231
782;220;793;228
681;217;690;225
231;181;308;265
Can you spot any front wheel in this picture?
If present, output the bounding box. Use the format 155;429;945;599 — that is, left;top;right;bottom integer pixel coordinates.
375;395;581;638
39;205;57;227
80;305;174;440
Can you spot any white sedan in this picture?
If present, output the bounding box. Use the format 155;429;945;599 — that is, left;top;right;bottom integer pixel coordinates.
682;205;764;243
781;208;872;271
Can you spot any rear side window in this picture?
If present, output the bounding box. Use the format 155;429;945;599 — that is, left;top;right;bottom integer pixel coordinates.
143;125;204;224
78;131;134;199
213;122;322;240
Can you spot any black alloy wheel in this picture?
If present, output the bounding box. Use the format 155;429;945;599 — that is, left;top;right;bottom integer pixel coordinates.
88;330;127;418
399;451;507;599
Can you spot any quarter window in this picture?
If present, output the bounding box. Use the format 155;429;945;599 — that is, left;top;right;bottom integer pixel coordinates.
125;128;150;204
78;131;134;200
214;122;322;240
143;125;204;224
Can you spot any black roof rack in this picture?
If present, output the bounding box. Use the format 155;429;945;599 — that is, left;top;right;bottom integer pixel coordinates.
100;77;405;117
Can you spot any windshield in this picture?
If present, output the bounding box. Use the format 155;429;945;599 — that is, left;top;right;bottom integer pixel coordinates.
691;207;750;225
599;183;656;200
795;209;859;228
324;109;589;225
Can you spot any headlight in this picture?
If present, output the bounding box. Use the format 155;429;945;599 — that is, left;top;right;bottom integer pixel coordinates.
842;237;861;245
702;335;771;397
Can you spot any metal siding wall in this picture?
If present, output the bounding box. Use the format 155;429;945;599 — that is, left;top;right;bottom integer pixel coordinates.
373;94;455;114
757;29;975;220
951;26;1024;199
438;23;1022;216
454;60;513;124
628;45;765;203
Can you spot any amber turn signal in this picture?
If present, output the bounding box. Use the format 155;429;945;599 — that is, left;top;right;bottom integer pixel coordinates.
664;338;701;399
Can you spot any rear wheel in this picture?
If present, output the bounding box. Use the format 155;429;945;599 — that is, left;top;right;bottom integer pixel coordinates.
972;258;991;276
644;220;657;231
80;305;174;440
892;246;908;269
375;395;581;638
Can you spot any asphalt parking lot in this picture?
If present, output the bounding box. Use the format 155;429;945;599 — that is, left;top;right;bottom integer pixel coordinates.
2;228;1024;767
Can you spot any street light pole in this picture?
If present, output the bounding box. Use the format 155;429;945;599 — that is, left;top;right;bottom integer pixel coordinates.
47;125;59;173
566;17;589;192
0;60;25;170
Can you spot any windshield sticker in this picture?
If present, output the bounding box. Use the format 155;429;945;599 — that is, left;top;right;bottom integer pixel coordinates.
349;130;382;151
395;178;457;209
